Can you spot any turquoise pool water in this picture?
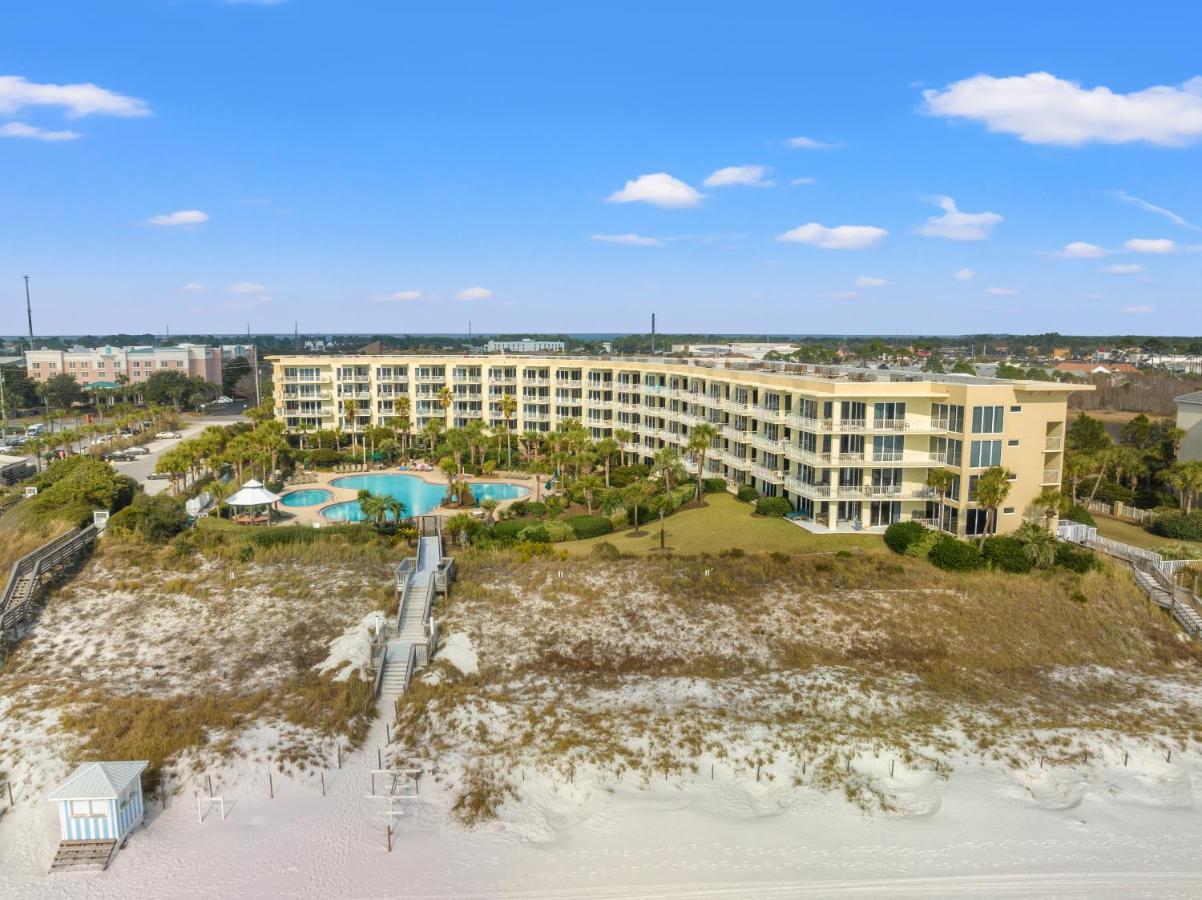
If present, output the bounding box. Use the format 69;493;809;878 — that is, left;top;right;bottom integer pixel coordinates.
322;474;528;522
279;488;333;507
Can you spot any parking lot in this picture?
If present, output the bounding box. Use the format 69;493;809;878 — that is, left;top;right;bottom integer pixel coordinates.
108;414;247;494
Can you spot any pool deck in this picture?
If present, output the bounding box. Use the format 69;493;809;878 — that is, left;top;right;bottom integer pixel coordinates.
275;466;542;526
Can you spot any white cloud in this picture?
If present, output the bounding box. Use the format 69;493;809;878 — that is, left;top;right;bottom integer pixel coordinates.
790;176;816;186
923;72;1202;146
1112;190;1198;230
787;136;839;149
179;282;206;293
1055;241;1107;258
703;165;772;188
0;75;150;119
590;233;662;247
855;276;887;287
776;222;888;250
1123;305;1154;314
1124;237;1176;253
986;287;1017;296
456;287;492;301
388;290;423;301
954;267;975;280
914;196;1002;240
0;121;80;141
228;281;268;294
1102;263;1144;274
606;173;702;208
148;209;209;226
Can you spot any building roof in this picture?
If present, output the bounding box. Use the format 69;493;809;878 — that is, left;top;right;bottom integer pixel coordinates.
46;761;148;802
226;479;281;507
1054;361;1138;375
1176;391;1202;405
82;380;121;390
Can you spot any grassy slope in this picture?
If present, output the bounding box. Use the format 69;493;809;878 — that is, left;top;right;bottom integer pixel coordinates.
1092;513;1202;553
566;493;882;556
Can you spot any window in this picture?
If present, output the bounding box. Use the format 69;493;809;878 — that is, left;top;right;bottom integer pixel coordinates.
933;437;962;467
1010;405;1022;413
1007;439;1019;447
969;439;1001;467
932;403;964;432
965;508;991;536
971;405;1004;434
1003;507;1016;514
69;799;107;818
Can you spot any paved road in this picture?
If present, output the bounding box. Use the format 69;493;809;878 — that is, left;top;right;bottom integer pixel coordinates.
109;414;247;495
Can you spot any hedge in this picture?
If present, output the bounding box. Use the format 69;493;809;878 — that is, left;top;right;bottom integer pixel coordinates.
107;493;189;544
736;485;759;503
1151;511;1202;541
982;535;1032;573
567;515;613;539
928;535;984;571
1054;542;1099;573
492;517;543;542
884;520;926;555
701;477;727;494
754;496;793;517
516;524;550;543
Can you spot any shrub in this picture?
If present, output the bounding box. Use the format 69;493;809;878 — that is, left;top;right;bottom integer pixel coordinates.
544;496;564;518
491;517;540;542
516;524;550;543
306;448;341;469
1054;542;1098;573
107;493;189;543
903;529;940;560
982;535;1032;573
927;535;983;572
669;484;697;510
1134;489;1174;510
525;500;547;518
1151;511;1202;541
543;521;574;543
1062;503;1096;528
1087;478;1135;504
567;515;612;539
701;477;727;494
610;465;650;488
736;485;758;503
754;496;793;517
884;520;927;555
590;541;622;560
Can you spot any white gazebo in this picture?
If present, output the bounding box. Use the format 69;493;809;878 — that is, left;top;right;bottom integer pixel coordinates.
225;479;281;524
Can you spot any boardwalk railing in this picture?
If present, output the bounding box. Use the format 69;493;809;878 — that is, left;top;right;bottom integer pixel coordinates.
0;525;98;659
1058;521;1202;637
1080;498;1159;524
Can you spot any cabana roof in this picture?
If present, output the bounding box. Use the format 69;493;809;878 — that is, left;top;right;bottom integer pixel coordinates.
46;761;148;802
226;479;281;507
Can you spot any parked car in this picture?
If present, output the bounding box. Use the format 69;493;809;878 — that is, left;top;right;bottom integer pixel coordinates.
124;446;150;456
146;471;174;480
212;396;234;404
103;452;133;462
155;431;182;440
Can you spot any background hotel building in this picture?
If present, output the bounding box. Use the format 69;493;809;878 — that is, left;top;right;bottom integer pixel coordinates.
270;354;1085;535
26;344;226;387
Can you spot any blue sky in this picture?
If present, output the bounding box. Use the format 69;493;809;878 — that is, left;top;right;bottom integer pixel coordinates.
2;1;1201;336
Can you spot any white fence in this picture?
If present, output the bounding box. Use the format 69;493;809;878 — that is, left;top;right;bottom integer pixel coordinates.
1080;499;1158;524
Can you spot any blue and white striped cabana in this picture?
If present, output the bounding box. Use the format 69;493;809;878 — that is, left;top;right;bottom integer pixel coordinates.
46;761;148;842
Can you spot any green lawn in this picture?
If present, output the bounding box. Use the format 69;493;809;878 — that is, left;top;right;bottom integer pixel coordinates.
1091;513;1202;553
565;493;883;557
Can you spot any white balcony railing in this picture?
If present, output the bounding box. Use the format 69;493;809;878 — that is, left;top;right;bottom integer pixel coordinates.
1045;436;1063;451
1043;468;1062;484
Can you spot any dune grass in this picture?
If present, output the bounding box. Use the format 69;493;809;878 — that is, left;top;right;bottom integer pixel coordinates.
565;492;881;556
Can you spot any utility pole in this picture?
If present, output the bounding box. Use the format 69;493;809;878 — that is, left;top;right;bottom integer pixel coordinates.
651;313;656;354
23;275;33;350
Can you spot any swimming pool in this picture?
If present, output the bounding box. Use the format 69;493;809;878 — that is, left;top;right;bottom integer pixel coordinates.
322;473;529;522
279;488;333;507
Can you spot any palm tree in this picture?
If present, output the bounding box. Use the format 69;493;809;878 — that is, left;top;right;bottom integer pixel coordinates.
437;386;453;427
480;497;499;524
623;479;657;535
1167;461;1202;513
974;466;1013;548
342;397;360;456
614;428;633;466
437;455;459;502
653;446;684;493
1085;446;1115;503
1109;445;1147;493
1015;521;1057;568
595;437;619;487
500;393;517;465
686;423;719;506
1031;487;1062;531
396;396;412;458
926;467;957;532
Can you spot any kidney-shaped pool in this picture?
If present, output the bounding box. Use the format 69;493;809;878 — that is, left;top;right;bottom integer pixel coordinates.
321;473;528;522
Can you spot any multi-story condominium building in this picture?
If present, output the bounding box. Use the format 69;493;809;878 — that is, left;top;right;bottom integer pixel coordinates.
25;343;223;387
1177;391;1202;462
269;354;1087;536
483;338;565;354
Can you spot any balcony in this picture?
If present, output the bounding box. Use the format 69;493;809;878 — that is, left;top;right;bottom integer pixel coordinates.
750;434;785;454
723;452;750;469
751;464;783;484
721;398;753;415
787;413;820;431
522;411;551;422
281;389;331;400
281;374;330;384
523;377;552;387
1043;468;1062;484
337;391;372;401
753;405;786;422
868;418;909;432
453;375;483;384
1044;436;1063;452
415;375;446;384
